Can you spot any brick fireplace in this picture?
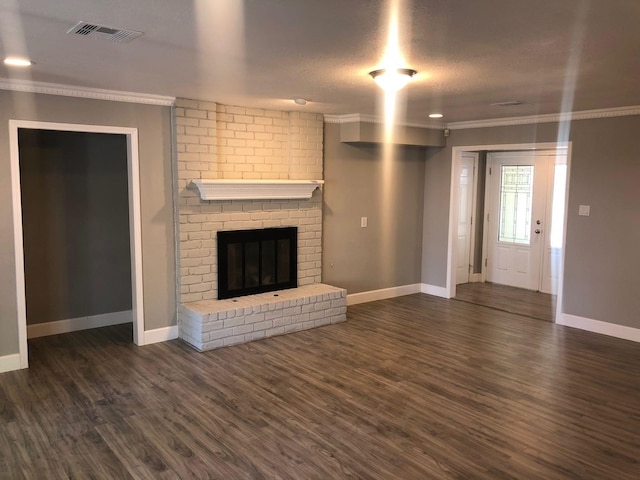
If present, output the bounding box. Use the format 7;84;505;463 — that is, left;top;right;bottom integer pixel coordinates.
174;100;346;351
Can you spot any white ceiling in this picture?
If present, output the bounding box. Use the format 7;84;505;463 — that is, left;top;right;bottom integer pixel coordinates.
1;0;639;124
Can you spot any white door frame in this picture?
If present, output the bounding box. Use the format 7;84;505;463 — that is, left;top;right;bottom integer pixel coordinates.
447;142;572;323
9;120;145;368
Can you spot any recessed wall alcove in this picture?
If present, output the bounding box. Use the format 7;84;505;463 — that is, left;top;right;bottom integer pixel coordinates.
9;120;146;369
19;129;132;327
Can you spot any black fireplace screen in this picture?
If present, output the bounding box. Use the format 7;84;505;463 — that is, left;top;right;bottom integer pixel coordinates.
217;227;297;299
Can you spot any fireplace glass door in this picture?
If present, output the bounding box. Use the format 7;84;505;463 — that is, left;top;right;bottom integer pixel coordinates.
218;227;297;299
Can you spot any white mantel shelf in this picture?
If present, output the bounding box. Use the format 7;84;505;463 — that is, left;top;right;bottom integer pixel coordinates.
190;179;324;201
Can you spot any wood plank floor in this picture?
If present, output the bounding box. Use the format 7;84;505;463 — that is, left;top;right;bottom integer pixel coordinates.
455;282;555;322
1;293;639;479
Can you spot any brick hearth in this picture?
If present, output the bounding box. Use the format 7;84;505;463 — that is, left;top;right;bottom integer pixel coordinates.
179;284;346;351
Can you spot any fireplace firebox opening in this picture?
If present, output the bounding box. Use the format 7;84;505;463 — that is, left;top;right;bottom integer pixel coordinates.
217;227;297;299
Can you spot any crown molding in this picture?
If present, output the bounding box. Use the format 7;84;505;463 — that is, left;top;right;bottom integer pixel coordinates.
447;105;640;130
0;78;175;106
324;113;444;130
325;106;640;131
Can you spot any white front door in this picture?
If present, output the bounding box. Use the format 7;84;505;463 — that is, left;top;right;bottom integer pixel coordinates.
456;152;478;284
486;151;550;290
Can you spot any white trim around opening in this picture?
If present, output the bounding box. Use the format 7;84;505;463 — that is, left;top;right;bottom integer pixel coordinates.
447;142;572;324
9;120;146;370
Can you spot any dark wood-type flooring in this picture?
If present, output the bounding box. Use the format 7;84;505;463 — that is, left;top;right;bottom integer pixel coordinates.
455;282;556;322
1;294;639;479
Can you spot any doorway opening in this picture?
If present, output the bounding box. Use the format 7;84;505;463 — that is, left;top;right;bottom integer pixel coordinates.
447;142;571;323
454;151;483;285
10;121;145;369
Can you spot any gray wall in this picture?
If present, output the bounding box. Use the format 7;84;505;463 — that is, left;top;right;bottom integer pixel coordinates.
421;115;640;329
323;123;425;293
421;146;451;287
19;129;132;324
0;90;175;357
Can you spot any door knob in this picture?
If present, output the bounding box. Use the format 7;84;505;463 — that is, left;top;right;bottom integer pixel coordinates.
535;229;541;234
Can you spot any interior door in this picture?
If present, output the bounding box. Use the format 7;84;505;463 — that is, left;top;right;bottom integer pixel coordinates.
456;152;478;284
485;151;549;290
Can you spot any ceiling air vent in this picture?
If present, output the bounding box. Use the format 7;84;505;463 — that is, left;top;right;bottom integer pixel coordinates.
67;21;143;43
490;100;524;107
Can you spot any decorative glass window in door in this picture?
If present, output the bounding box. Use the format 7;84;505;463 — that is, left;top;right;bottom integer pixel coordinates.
498;165;533;244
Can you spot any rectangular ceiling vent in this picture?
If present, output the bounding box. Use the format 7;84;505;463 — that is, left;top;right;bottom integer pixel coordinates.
67;21;143;43
490;100;525;107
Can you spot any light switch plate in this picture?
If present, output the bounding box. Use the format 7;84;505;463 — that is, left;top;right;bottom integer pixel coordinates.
578;205;591;216
361;216;368;228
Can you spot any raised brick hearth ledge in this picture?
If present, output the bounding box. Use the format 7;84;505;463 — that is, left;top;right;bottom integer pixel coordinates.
179;284;347;351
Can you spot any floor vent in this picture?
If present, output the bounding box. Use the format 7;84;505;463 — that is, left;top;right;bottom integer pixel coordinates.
67;21;143;43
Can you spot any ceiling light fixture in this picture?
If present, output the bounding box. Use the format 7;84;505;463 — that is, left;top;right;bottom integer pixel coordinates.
429;113;444;119
293;98;308;106
4;57;33;67
369;68;417;91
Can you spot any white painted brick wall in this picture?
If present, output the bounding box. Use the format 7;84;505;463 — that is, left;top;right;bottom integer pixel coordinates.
175;99;324;303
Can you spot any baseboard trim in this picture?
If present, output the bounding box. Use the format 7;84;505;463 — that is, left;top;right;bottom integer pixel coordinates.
27;310;133;339
347;284;422;306
143;325;179;345
0;353;23;373
420;283;451;298
558;313;640;343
